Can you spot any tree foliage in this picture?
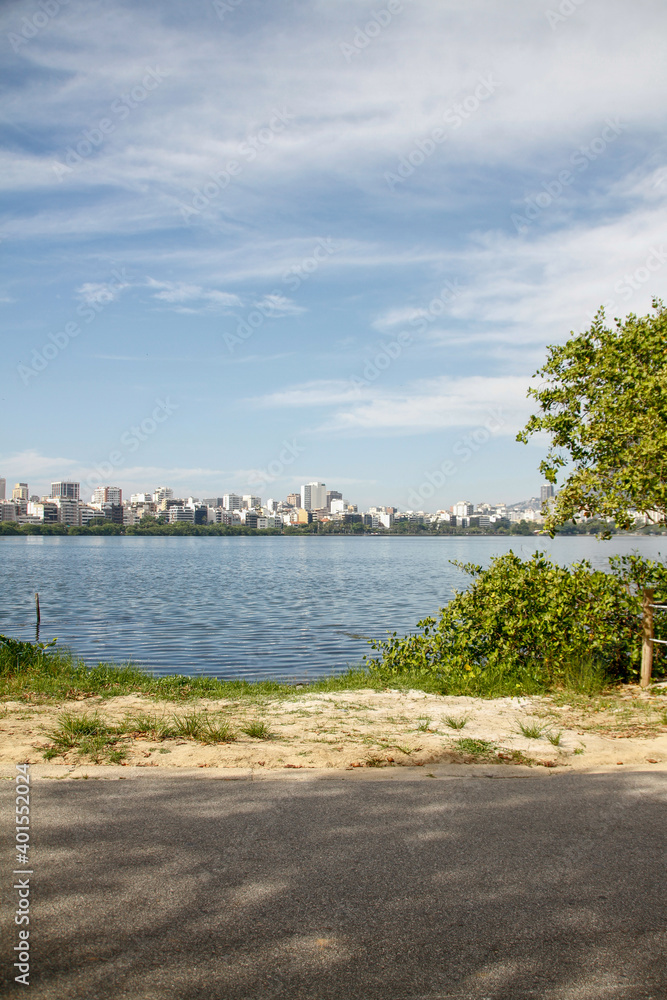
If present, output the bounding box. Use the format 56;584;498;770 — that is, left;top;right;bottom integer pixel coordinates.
366;552;667;691
518;300;667;533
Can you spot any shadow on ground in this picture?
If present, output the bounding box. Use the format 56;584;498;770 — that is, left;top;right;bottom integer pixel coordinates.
1;770;666;999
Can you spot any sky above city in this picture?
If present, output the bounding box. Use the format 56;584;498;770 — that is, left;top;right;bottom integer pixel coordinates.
2;0;666;509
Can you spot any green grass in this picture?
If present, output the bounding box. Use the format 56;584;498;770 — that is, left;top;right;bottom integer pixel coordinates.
443;715;469;730
454;737;496;759
43;712;121;763
240;720;275;740
415;717;432;732
0;634;650;710
517;721;545;739
546;731;563;746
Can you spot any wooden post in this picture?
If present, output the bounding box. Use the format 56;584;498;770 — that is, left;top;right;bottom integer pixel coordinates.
34;592;40;627
641;588;654;688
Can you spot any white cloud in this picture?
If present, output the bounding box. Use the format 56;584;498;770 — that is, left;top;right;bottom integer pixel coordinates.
76;280;128;305
253;293;305;316
250;375;533;435
145;279;241;312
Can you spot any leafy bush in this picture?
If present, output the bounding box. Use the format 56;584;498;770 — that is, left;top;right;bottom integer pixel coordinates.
366;551;667;691
0;634;58;674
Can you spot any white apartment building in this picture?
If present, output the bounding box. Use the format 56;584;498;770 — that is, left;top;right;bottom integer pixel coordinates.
53;497;81;525
330;499;346;515
153;486;173;504
130;493;152;504
27;501;58;523
242;495;261;510
92;486;122;504
168;507;194;523
301;482;326;511
452;500;474;518
223;493;242;511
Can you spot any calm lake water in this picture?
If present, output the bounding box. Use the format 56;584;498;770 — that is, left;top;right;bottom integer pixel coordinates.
1;534;665;680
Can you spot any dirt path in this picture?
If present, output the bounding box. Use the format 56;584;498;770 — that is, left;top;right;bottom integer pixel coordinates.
2;687;667;773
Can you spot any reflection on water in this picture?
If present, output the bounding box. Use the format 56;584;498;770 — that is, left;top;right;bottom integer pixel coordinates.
0;534;664;680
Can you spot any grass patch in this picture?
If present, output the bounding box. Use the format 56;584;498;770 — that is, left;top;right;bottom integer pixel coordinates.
517;721;545;739
240;720;275;740
415;717;432;732
43;712;120;763
443;715;469;730
546;731;562;746
454;737;495;759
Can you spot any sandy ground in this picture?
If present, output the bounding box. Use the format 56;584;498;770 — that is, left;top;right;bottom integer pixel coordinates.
1;687;667;775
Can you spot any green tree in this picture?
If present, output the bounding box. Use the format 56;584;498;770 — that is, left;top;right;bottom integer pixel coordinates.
518;301;667;533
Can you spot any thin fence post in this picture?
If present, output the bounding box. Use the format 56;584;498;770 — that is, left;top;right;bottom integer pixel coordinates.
641;588;654;688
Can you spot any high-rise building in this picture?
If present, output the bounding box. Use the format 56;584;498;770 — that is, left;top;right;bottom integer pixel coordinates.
153;486;173;504
12;483;29;501
222;493;242;511
0;478;5;500
91;486;123;505
540;483;555;503
51;481;80;500
452;500;474;518
285;493;300;507
301;481;326;511
326;490;342;510
242;495;261;510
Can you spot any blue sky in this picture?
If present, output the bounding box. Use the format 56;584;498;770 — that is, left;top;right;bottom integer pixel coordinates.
2;0;666;509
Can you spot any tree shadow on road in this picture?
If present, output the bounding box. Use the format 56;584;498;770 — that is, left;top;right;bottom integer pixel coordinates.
1;770;666;999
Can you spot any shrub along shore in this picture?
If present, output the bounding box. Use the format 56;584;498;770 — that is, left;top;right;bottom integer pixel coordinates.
2;552;665;703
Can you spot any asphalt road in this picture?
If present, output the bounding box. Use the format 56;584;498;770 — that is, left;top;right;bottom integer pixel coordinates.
1;768;666;1000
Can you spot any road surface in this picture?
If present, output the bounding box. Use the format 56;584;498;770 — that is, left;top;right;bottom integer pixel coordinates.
1;766;665;999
